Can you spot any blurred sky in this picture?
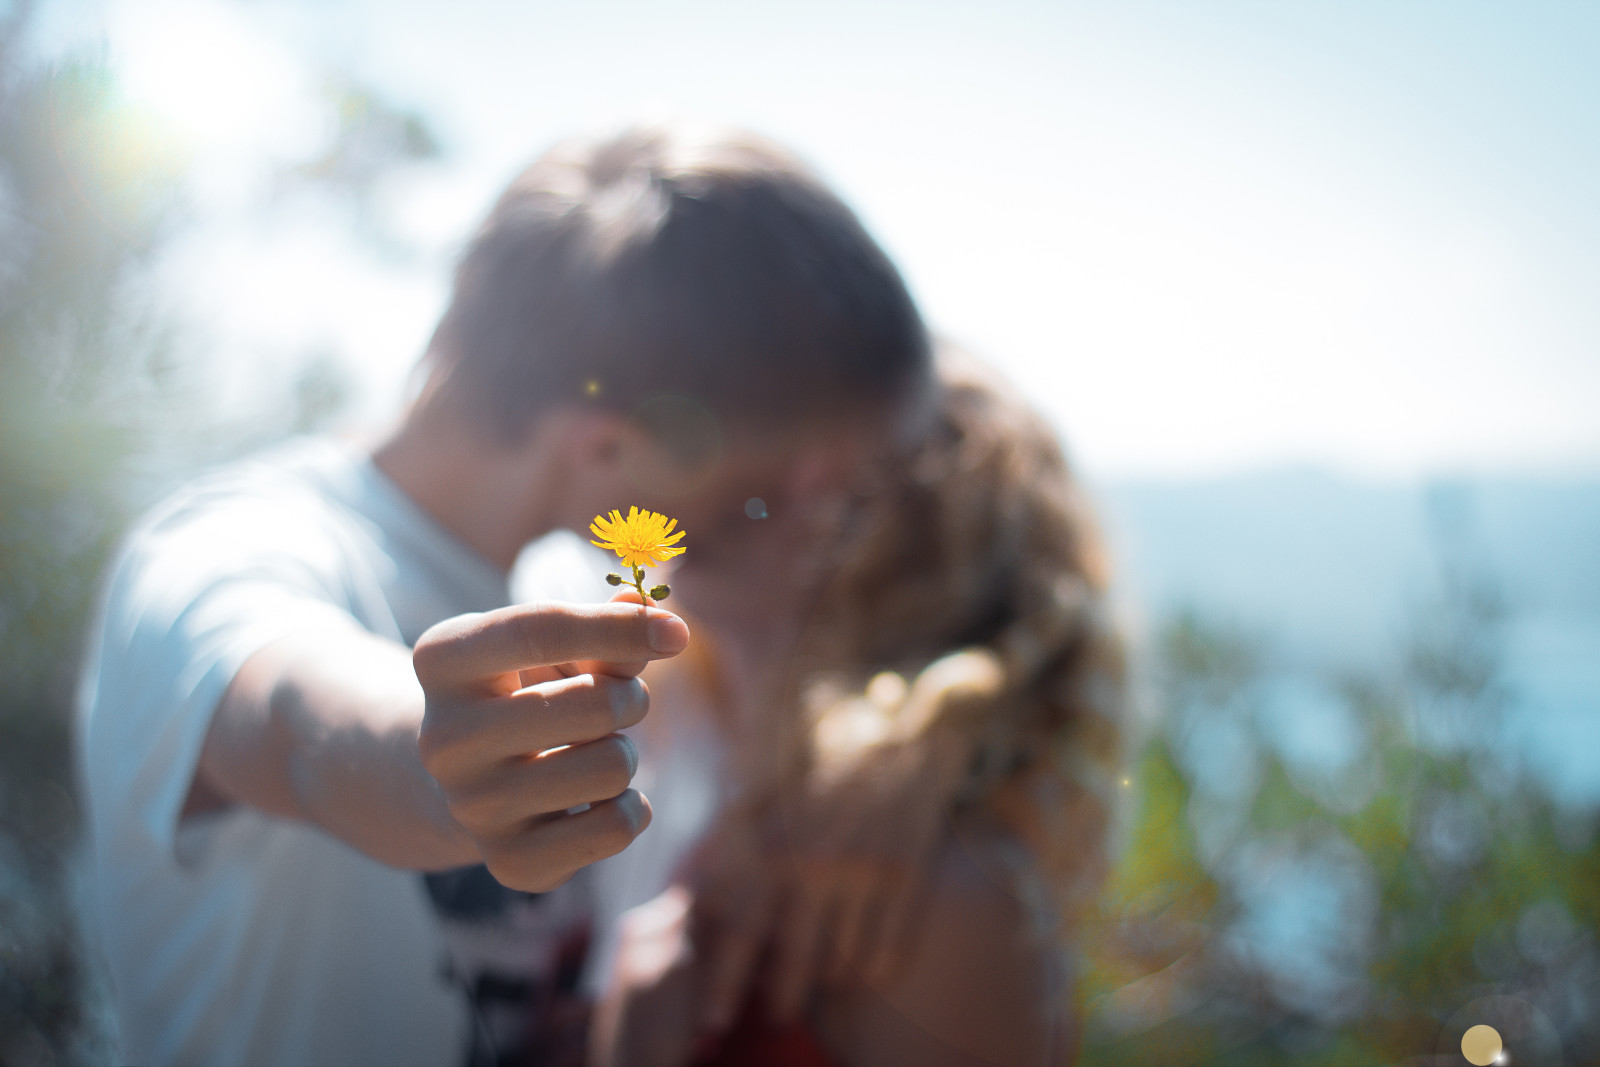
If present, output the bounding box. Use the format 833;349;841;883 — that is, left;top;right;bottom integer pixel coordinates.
28;0;1600;480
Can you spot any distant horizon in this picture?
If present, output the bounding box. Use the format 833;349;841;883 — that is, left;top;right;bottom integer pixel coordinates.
1086;461;1600;489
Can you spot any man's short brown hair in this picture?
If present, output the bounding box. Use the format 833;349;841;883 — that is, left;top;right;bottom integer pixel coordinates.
420;122;931;443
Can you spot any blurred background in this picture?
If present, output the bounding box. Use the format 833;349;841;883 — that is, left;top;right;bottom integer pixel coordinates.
1;0;1596;1063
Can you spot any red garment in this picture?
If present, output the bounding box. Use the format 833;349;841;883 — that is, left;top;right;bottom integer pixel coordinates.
689;1002;839;1067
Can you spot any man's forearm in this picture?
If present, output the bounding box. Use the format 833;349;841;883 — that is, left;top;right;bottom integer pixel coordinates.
200;628;481;871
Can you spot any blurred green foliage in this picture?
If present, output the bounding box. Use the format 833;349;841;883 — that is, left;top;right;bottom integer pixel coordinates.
1;54;181;713
0;7;443;1060
0;17;189;1057
1080;556;1600;1065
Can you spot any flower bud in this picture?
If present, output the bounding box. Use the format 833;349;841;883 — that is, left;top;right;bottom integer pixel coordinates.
649;584;671;601
605;572;623;586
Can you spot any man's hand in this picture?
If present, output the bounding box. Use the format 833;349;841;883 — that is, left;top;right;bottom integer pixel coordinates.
195;592;688;880
413;593;689;892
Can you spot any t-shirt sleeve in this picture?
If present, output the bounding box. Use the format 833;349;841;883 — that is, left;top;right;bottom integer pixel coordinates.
77;478;371;865
510;529;617;605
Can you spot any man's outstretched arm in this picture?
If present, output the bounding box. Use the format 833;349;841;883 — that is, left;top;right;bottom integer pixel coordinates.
195;597;689;885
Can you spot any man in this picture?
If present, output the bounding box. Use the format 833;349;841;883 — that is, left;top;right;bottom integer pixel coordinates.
77;122;931;1066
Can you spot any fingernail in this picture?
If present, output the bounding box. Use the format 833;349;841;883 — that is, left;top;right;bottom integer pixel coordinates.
620;734;639;776
607;677;646;722
647;612;689;654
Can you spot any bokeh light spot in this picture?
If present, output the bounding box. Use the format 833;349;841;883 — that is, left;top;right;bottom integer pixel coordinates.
1461;1024;1503;1066
745;497;767;520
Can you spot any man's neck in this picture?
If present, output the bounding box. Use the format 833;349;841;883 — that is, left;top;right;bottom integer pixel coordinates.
371;414;559;573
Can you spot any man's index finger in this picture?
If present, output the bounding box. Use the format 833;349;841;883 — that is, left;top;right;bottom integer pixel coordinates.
413;600;690;691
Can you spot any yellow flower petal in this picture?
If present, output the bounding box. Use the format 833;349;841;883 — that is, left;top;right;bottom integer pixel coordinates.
589;506;688;571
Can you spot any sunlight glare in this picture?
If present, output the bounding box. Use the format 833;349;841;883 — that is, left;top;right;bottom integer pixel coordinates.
113;0;321;162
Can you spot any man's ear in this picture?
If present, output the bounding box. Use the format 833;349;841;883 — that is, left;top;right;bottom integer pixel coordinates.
526;409;637;530
557;410;633;477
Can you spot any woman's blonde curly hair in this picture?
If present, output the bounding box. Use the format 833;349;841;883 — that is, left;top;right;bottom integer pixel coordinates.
791;347;1129;935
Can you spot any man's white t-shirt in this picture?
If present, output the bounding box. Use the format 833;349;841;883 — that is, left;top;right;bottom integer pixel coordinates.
76;438;605;1067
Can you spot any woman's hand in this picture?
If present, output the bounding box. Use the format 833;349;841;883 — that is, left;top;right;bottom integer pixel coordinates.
766;727;953;1020
688;727;959;1037
588;887;701;1067
762;652;1001;1024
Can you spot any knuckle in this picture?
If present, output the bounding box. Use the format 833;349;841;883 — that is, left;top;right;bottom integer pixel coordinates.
415;719;440;766
415;715;453;775
411;618;467;685
447;785;504;831
415;707;475;780
481;835;573;894
410;640;443;687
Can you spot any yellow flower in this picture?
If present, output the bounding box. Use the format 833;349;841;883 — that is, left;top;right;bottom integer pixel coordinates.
589;506;687;570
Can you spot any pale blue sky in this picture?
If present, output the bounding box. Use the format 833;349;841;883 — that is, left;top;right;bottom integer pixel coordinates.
34;0;1600;478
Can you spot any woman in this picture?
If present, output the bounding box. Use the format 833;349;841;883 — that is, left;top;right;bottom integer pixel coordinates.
587;351;1128;1066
